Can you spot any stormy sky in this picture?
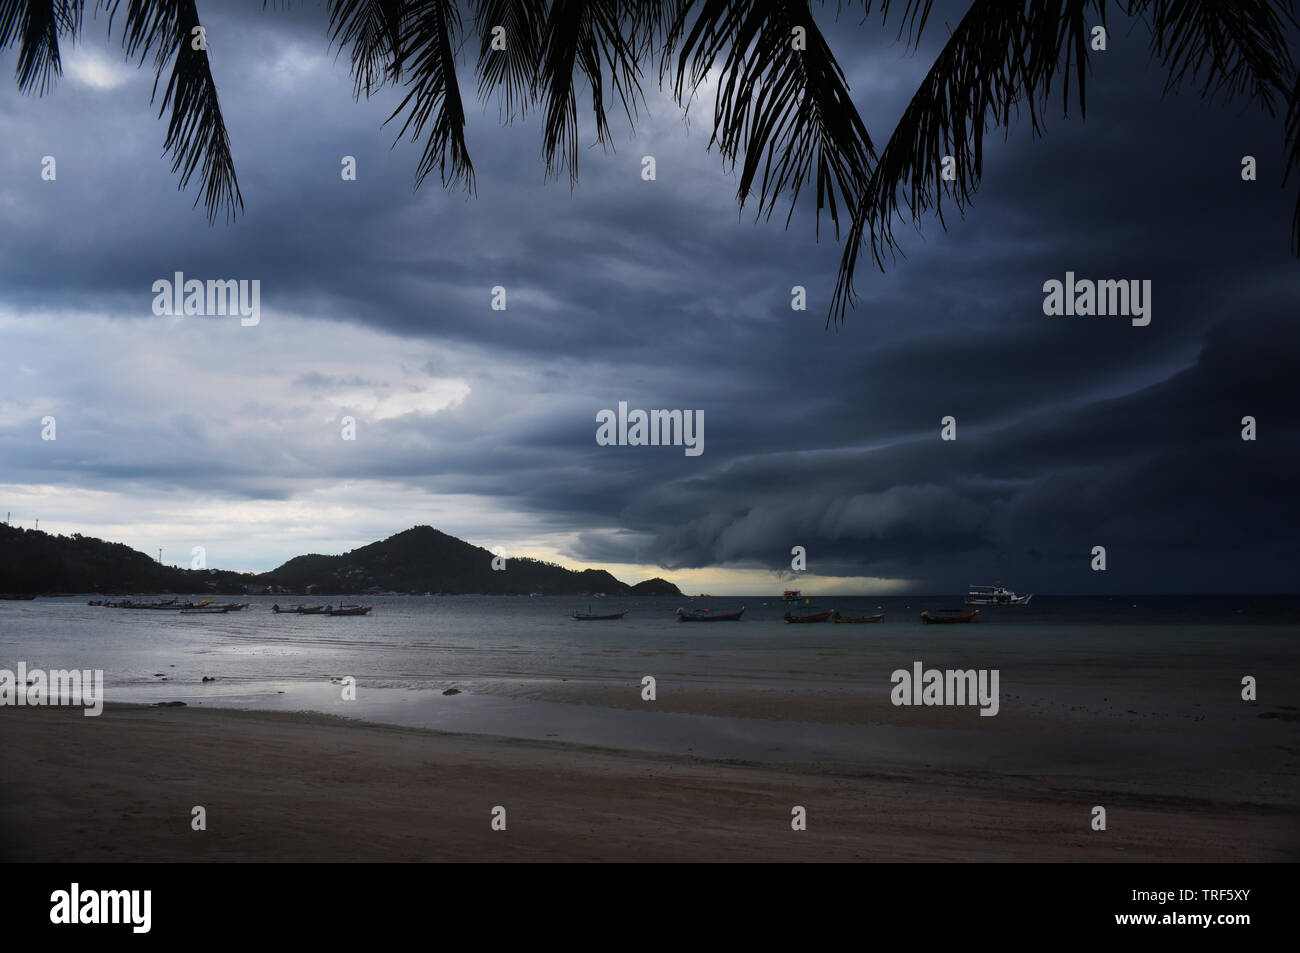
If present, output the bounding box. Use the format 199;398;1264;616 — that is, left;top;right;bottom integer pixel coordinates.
1;2;1296;594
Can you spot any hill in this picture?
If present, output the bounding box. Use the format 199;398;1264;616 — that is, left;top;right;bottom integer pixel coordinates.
0;523;251;594
262;526;677;596
0;523;680;597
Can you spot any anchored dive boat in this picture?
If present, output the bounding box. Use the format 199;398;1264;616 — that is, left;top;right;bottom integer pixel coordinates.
965;583;1032;606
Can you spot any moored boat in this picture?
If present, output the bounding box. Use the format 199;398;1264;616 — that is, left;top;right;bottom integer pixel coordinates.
965;583;1032;606
832;612;884;623
272;604;327;614
179;605;230;614
676;606;745;622
782;590;801;602
571;609;628;620
325;604;373;616
920;608;980;623
784;608;835;623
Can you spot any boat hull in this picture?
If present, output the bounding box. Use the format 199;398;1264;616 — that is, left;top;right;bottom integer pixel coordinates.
920;609;980;624
572;610;628;620
833;613;884;623
784;609;834;623
677;607;745;622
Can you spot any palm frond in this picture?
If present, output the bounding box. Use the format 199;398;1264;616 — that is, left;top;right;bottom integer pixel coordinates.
855;0;934;49
829;0;1300;325
1130;0;1300;255
1130;0;1297;111
535;0;648;187
101;0;243;223
1286;71;1300;254
385;0;474;191
472;0;546;122
327;0;407;98
665;0;876;242
1;0;85;95
832;0;1101;327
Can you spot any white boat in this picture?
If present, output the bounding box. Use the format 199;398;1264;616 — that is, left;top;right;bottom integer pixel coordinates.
965;584;1032;606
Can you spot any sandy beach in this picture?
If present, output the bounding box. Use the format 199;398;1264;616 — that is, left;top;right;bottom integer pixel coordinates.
2;702;1296;862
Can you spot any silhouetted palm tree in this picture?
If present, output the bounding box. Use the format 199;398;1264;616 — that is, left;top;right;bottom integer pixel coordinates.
3;1;1297;324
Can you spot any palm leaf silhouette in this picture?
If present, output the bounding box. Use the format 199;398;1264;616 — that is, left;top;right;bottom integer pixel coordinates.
663;0;875;240
4;0;1297;322
472;0;546;121
831;0;1299;323
383;0;474;191
1;0;243;222
1;0;82;94
327;0;406;98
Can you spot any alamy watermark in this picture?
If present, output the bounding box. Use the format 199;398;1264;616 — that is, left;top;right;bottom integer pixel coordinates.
890;661;1000;716
50;884;150;933
1042;272;1151;326
152;272;260;326
595;401;703;456
0;663;103;716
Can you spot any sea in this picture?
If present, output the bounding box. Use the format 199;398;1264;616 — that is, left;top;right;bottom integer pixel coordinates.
2;594;1298;772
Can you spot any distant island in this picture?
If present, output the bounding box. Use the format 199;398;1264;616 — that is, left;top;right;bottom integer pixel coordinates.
0;523;681;597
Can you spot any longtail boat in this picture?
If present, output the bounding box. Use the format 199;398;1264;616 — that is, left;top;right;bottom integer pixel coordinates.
784;608;834;623
832;612;884;623
180;605;230;614
920;609;980;624
571;608;628;620
676;606;745;622
272;604;327;614
325;604;373;616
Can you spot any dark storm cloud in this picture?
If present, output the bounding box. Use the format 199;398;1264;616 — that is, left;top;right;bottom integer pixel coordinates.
0;2;1296;588
591;305;1299;592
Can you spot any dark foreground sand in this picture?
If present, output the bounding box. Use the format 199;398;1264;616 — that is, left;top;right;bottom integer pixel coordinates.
2;704;1297;862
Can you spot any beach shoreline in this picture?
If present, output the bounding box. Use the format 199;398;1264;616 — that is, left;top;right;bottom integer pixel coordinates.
2;703;1296;862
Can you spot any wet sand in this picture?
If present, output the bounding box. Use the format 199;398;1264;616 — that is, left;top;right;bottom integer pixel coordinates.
2;703;1297;862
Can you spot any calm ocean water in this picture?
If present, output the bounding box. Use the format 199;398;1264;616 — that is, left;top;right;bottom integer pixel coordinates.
2;594;1298;769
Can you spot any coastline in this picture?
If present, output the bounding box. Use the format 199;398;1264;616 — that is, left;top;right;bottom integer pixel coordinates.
2;703;1296;862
